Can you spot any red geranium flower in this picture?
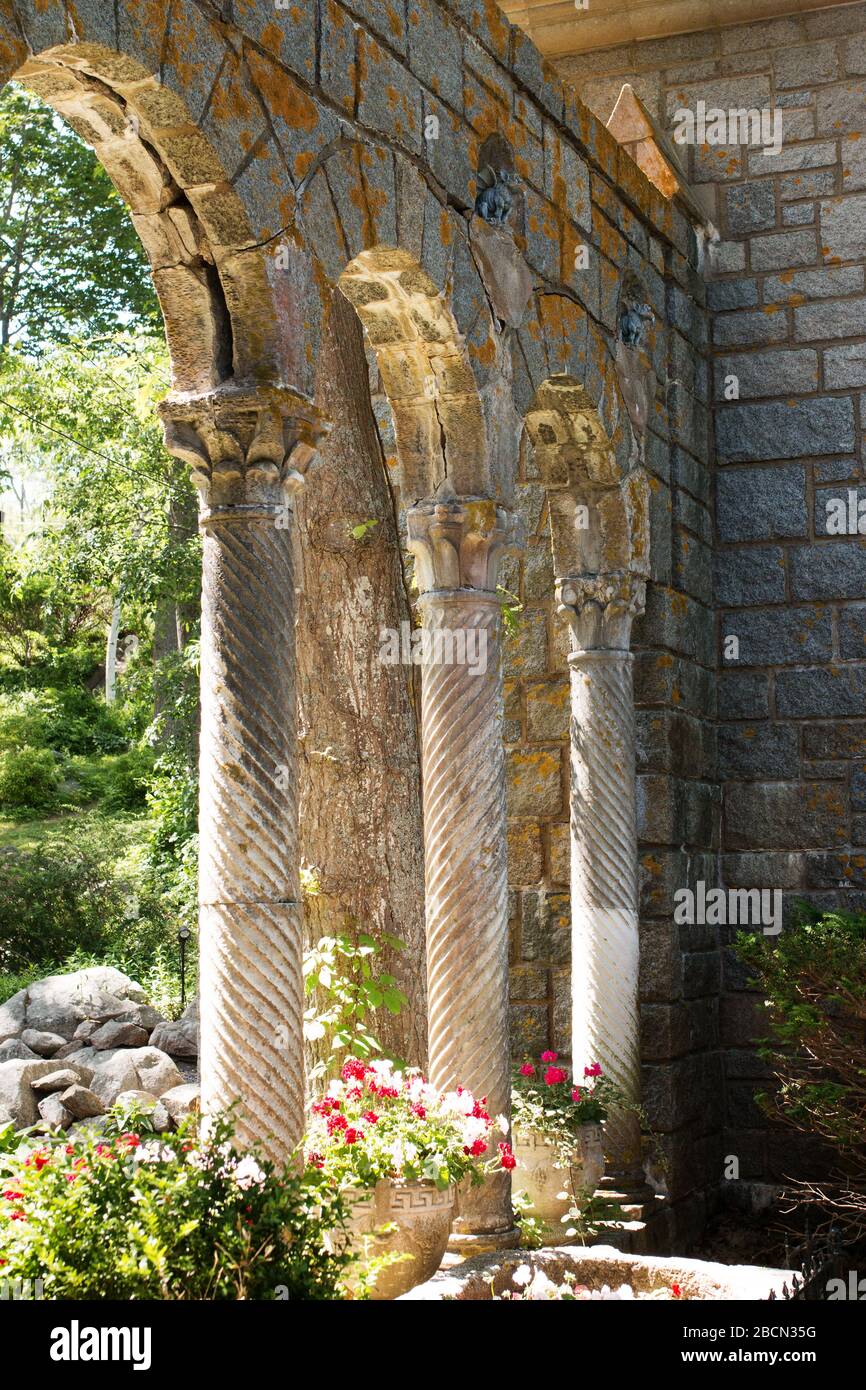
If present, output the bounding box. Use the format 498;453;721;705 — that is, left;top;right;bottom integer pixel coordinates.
519;1063;535;1076
498;1142;516;1171
341;1058;368;1082
540;1051;558;1063
584;1063;602;1078
344;1128;363;1145
544;1066;568;1086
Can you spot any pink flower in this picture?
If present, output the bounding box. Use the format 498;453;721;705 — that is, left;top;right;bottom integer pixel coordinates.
571;1087;583;1103
519;1063;535;1077
540;1050;558;1063
584;1063;602;1078
344;1128;363;1145
498;1142;516;1171
544;1066;568;1086
341;1058;367;1082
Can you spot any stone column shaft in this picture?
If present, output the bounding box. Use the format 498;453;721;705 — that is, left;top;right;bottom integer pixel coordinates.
161;387;326;1162
559;573;646;1182
408;497;518;1246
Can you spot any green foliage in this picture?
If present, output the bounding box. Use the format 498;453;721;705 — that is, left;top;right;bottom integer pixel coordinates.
65;748;154;812
497;584;524;638
0;744;59;810
0;1112;350;1301
0;824;135;970
735;908;866;1156
303;931;408;1085
0;686;127;758
0;82;159;351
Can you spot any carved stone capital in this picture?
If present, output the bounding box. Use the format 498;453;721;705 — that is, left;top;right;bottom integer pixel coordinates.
407;496;519;594
160;385;330;520
557;572;646;652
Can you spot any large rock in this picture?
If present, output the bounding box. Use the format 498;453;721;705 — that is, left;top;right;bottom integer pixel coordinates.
89;1021;150;1051
0;1038;38;1063
37;1094;72;1130
60;1085;105;1120
66;1047;183;1107
23;967;148;1041
32;1069;85;1095
148;1021;197;1058
0;1059;73;1128
159;1084;200;1125
112;1004;164;1032
0;990;26;1044
21;1028;67;1058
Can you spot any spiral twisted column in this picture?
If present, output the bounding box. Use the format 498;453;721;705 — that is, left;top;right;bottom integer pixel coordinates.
161;387;327;1162
558;573;647;1186
408;497;519;1248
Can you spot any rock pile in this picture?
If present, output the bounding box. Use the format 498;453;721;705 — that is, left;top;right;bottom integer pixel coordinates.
0;967;199;1135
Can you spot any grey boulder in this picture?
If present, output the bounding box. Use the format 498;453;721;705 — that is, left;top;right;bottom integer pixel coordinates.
21;1028;67;1057
37;1094;72;1129
89;1021;150;1051
59;1085;105;1120
0;1038;38;1063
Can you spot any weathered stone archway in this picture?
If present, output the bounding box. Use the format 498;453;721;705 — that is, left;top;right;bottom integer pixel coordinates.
0;0;717;1250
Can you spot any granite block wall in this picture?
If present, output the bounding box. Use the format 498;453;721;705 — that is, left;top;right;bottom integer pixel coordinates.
555;1;866;1204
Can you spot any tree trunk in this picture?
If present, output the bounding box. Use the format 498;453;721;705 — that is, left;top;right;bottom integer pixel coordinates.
295;287;427;1070
105;594;121;704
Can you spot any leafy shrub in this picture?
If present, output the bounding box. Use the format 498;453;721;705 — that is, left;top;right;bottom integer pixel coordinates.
0;745;60;810
0;832;132;970
65;747;153;811
0;686;126;758
736;907;866;1239
0;1111;350;1300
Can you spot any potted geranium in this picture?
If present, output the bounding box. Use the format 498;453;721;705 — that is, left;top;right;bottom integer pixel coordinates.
304;1057;514;1298
511;1051;619;1238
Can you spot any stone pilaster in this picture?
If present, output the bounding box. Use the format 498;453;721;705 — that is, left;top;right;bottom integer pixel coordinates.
161;387;328;1162
407;496;519;1250
557;572;647;1190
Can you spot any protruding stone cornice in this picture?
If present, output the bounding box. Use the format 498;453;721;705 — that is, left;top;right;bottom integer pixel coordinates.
407;495;521;595
159;385;330;516
557;572;646;653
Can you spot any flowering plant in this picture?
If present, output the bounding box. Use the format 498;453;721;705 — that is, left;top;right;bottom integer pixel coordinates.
0;1108;350;1300
511;1051;622;1165
304;1057;515;1191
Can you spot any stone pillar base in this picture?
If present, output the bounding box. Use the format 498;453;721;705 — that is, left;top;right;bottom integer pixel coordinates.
447;1226;522;1257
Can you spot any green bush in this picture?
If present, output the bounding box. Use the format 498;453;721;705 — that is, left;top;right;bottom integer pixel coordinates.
0;745;60;810
0;686;126;758
65;747;153;811
0;1111;350;1300
0;833;131;970
735;907;866;1239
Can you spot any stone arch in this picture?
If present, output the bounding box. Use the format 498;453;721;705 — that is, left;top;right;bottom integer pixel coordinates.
286;140;502;499
523;374;649;597
0;17;293;394
337;247;488;502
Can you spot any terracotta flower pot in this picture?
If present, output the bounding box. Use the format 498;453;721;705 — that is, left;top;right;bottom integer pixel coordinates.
513;1124;605;1237
342;1180;456;1299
